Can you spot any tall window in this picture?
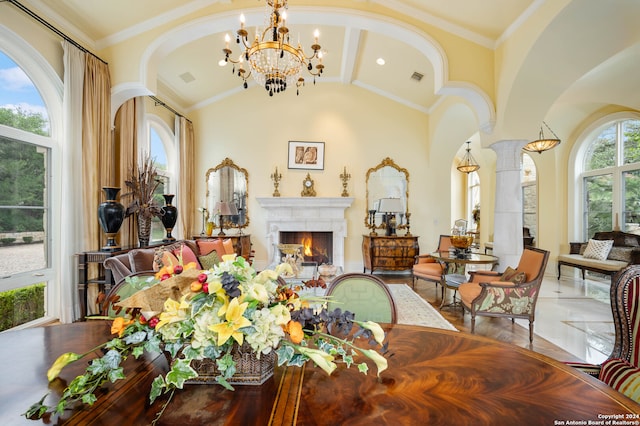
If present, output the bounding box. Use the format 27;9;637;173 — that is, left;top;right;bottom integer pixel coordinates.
145;117;175;242
582;118;640;239
467;171;480;231
0;51;51;330
521;153;538;242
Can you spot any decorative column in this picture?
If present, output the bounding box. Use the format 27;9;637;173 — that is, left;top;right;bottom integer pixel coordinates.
491;140;528;269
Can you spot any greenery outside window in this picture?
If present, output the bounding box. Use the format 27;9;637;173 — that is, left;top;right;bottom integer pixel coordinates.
581;118;640;239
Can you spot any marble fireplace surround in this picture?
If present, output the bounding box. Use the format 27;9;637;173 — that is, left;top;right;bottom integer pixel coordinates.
256;197;354;269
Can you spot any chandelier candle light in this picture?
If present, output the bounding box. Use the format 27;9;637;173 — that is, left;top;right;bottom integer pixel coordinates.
223;0;324;96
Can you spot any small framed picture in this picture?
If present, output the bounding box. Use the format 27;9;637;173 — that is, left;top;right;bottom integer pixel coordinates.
288;141;325;170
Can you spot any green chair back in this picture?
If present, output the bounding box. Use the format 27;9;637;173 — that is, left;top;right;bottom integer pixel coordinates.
326;273;397;323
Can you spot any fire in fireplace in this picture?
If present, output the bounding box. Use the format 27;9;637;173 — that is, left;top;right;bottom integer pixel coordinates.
280;232;332;264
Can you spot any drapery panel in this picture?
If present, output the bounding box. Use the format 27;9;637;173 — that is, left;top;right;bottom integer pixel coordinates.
81;55;112;315
61;41;85;322
177;116;195;239
114;98;138;248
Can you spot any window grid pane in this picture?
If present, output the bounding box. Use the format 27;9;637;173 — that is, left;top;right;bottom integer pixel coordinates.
623;169;640;233
623;120;640;165
584;174;613;239
585;124;616;171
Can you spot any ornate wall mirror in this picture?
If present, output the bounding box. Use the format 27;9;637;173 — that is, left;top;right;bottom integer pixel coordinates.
206;158;249;229
365;157;410;235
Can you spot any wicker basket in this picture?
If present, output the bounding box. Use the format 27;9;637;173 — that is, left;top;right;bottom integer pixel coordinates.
169;342;276;385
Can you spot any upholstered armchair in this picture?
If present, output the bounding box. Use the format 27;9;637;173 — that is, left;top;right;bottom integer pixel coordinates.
412;235;452;290
566;265;640;403
458;247;549;342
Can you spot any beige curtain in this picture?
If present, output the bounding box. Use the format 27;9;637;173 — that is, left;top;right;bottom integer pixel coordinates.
82;55;111;314
82;55;112;249
178;116;195;238
114;98;138;248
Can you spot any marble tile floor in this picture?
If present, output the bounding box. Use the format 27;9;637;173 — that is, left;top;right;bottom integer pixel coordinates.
514;274;614;365
394;271;616;364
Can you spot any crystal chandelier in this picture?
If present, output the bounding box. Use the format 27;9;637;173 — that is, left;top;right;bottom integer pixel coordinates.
222;0;324;96
457;141;481;174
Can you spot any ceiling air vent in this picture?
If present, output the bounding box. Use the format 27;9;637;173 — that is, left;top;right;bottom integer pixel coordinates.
179;72;195;83
410;72;424;82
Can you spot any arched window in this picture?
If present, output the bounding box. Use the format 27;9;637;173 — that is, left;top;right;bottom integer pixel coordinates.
144;115;176;242
0;49;55;329
581;117;640;239
521;153;538;243
467;171;480;231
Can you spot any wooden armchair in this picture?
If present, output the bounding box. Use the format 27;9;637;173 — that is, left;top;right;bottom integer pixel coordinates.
458;247;549;342
412;235;452;290
566;265;640;403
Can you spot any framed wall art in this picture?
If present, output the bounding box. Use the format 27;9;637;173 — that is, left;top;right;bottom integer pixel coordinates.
288;141;325;170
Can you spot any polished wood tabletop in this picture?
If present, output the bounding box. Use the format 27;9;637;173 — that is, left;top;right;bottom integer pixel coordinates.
2;321;639;425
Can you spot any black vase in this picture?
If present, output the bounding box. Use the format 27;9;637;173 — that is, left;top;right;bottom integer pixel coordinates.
98;187;125;251
160;194;178;242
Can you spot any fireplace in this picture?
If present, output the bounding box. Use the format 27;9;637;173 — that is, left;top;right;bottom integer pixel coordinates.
280;231;333;264
256;197;354;269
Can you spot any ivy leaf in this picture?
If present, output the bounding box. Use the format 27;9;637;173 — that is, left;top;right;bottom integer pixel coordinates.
107;367;125;383
165;358;197;389
216;353;236;378
275;345;295;365
22;394;49;420
149;375;166;404
102;349;123;370
124;330;148;345
357;362;369;375
81;393;98;405
215;375;235;391
288;353;307;368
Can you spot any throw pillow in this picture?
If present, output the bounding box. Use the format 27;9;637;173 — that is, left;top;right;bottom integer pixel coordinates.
199;250;221;270
222;238;235;255
153;249;179;272
500;266;526;284
599;358;640;403
197;239;225;256
173;244;200;267
583;239;614;261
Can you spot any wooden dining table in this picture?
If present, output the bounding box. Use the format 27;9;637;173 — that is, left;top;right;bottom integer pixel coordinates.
2;321;639;425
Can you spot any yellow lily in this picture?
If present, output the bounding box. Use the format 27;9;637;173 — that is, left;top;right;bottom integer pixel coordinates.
110;317;134;337
221;253;237;262
155;296;190;330
297;347;337;375
354;320;386;346
359;348;388;376
47;352;82;382
209;297;252;346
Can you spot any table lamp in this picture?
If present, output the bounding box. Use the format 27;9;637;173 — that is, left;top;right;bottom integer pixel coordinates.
214;201;238;236
377;198;403;236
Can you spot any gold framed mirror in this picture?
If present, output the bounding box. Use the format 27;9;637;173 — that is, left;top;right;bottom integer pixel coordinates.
206;158;249;229
365;157;409;235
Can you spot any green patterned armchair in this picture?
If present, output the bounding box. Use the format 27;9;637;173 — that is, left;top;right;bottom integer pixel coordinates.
458;247;549;342
566;265;640;403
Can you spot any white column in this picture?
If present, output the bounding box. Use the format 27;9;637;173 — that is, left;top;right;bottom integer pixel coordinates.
491;140;528;269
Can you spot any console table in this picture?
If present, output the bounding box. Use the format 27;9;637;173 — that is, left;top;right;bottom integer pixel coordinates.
76;244;163;318
5;321;639;425
362;235;419;273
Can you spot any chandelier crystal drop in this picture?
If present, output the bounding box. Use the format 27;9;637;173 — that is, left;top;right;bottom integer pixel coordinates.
222;0;324;96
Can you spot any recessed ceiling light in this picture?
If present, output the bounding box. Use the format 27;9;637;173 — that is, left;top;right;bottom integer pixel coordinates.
376;58;385;66
179;72;195;83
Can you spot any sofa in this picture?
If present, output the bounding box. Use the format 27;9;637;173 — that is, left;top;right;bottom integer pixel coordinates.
557;231;640;283
103;238;249;286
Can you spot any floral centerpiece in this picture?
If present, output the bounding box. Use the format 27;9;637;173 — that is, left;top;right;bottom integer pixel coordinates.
25;255;388;422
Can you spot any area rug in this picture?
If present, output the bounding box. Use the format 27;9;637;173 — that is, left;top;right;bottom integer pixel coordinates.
387;284;458;331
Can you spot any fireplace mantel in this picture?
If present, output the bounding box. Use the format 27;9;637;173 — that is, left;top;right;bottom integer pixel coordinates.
256;197;354;268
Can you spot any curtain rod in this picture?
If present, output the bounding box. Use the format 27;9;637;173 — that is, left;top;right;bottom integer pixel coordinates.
4;0;191;122
4;0;107;65
149;96;191;123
